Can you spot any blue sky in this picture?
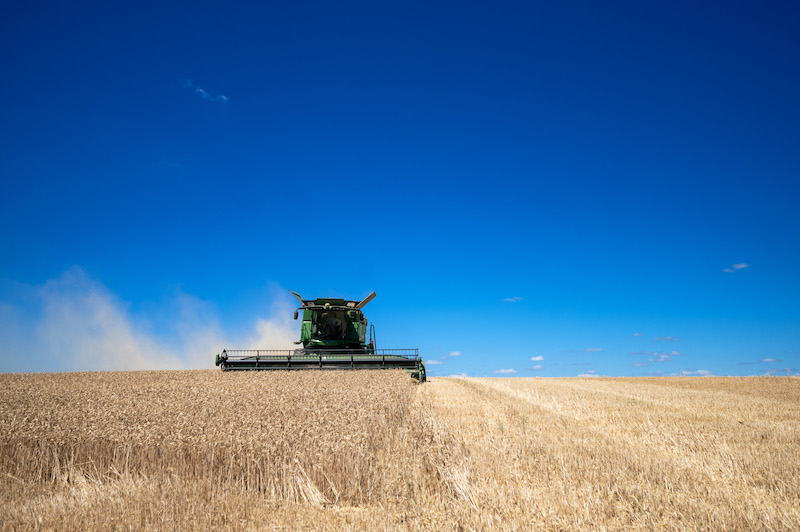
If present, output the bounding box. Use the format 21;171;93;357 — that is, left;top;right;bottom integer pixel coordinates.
1;1;798;376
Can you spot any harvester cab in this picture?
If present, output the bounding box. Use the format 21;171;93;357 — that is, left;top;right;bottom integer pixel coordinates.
291;290;374;351
215;291;426;382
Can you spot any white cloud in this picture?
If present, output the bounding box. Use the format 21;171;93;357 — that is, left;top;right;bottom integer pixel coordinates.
447;351;462;357
632;362;649;367
493;368;517;374
583;347;603;352
741;357;784;366
0;268;298;372
654;336;679;342
528;365;543;370
530;355;544;361
647;369;715;377
502;297;523;302
426;360;444;365
577;370;601;377
649;350;680;363
681;369;714;376
447;373;468;378
723;263;748;273
183;79;229;103
631;332;642;337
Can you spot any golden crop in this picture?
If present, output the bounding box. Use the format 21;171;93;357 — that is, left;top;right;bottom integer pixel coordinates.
1;372;798;530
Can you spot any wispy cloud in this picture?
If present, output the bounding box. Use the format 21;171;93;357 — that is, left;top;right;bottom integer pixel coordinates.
632;362;649;367
426;359;444;365
681;369;714;376
629;351;652;355
654;336;679;342
530;355;544;361
739;358;781;365
502;297;523;302
631;332;642;337
182;79;229;103
649;350;680;363
583;347;603;352
446;351;462;357
0;268;296;372
641;369;714;377
528;365;543;371
577;370;602;377
494;368;517;374
447;373;468;378
723;263;748;273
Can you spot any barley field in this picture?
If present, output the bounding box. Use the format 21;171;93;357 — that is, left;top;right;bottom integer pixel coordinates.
1;372;798;530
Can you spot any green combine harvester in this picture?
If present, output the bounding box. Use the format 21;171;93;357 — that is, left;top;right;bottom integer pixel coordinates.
215;291;426;382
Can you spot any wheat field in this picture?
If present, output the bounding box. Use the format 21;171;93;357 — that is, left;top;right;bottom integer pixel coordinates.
1;372;798;530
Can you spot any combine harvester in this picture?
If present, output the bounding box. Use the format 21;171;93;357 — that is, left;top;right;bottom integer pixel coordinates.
215;291;426;381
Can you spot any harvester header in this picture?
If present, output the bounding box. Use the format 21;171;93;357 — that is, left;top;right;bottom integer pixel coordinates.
215;291;426;381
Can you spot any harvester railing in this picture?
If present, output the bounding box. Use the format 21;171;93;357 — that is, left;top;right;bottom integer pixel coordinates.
216;348;422;372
